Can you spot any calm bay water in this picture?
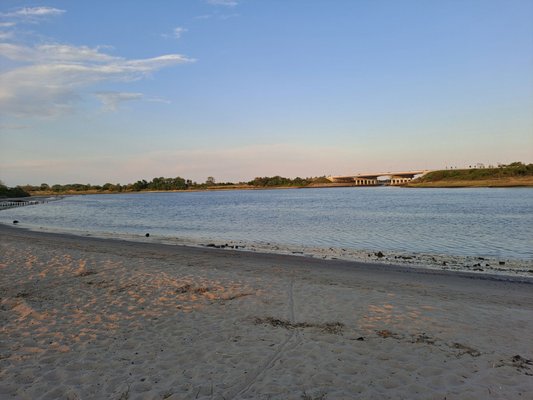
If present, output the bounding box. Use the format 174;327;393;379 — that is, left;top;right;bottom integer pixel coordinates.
1;187;532;260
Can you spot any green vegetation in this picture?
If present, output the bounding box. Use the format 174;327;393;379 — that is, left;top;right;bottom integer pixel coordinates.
248;176;311;187
410;162;533;187
0;181;30;198
19;178;197;194
417;162;533;182
11;175;336;196
248;176;334;187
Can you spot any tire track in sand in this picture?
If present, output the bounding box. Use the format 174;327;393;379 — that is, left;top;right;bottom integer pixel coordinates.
224;276;301;399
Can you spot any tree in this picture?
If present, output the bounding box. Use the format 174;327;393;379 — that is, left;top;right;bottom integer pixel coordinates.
172;177;187;190
132;180;148;191
0;185;30;198
206;176;216;186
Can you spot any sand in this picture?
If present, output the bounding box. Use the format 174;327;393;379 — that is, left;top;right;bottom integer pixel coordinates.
1;225;532;399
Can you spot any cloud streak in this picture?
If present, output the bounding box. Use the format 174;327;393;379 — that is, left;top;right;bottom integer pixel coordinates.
173;27;187;39
0;43;194;117
95;91;144;112
161;27;188;40
0;6;65;22
207;0;238;7
2;6;65;17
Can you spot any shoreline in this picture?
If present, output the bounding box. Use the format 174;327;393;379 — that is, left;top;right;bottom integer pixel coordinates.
16;177;533;198
2;224;532;283
1;224;532;399
3;222;532;280
17;183;357;197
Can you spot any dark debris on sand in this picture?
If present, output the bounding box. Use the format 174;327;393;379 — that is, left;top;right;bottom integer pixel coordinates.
496;355;533;375
254;317;344;335
451;342;481;357
77;270;97;277
175;284;211;294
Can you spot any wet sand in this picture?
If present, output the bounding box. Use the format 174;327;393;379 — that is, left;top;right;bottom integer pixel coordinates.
1;225;532;399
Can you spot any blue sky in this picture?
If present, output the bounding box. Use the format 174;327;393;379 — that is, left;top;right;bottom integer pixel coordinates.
1;0;532;185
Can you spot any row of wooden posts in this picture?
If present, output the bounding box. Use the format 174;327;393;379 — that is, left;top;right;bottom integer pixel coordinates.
0;200;45;209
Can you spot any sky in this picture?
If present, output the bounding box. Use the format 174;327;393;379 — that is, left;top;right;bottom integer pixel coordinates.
0;0;532;186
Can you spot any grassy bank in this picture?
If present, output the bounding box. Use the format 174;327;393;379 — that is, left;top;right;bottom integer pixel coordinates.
408;162;533;187
408;176;533;188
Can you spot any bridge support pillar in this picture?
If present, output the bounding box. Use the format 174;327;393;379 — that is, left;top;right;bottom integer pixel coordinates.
390;176;413;185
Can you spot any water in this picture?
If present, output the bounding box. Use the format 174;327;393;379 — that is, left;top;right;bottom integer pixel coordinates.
1;187;532;260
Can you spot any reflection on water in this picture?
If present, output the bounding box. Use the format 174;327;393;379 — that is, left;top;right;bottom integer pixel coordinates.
1;187;532;259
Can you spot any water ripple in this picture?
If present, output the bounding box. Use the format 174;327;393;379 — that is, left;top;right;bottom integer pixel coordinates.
1;188;532;260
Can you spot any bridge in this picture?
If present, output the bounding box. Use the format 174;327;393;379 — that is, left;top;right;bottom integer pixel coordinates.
328;170;431;186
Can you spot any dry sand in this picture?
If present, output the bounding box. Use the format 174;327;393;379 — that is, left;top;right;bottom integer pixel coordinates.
1;225;532;399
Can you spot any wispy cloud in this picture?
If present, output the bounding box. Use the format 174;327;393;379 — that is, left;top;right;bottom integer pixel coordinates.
0;43;194;117
1;6;65;22
0;31;13;40
95;91;143;112
207;0;238;7
94;91;171;112
173;27;187;39
0;18;18;41
0;7;65;58
194;12;240;20
146;96;171;104
197;0;241;20
161;26;188;40
0;43;118;63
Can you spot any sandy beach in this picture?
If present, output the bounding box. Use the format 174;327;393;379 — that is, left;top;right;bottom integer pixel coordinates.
1;225;532;399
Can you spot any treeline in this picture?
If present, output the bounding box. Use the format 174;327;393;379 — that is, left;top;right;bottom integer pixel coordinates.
0;183;30;198
247;176;331;187
9;175;333;196
416;162;533;183
18;177;227;194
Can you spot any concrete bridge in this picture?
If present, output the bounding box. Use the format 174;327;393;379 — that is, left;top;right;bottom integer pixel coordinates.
328;170;431;186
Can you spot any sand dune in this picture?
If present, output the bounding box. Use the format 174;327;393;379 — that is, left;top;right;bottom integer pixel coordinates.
1;225;532;399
